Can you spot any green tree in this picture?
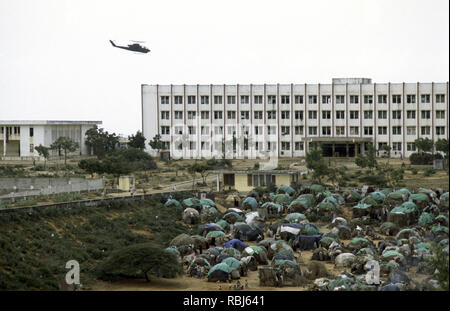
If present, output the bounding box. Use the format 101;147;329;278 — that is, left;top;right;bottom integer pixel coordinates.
34;145;50;169
96;242;183;282
305;147;328;184
424;243;449;291
50;137;79;165
355;144;378;171
85;126;119;159
435;138;449;158
78;158;103;177
127;131;146;150
148;134;166;154
415;137;434;154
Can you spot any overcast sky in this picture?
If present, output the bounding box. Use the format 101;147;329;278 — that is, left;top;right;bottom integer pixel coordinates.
0;0;448;136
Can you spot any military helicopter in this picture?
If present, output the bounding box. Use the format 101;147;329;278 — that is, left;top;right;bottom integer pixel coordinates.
109;40;150;53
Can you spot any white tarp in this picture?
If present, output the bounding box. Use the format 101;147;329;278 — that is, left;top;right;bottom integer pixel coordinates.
280;226;300;235
245;212;259;224
244;247;255;255
229;208;243;214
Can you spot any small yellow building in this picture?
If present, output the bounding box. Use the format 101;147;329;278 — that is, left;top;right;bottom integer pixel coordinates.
208;169;307;192
118;175;135;191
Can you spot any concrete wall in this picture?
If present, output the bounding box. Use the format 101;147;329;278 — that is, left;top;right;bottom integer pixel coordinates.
275;175;291;187
0;178;103;199
235;174;252;192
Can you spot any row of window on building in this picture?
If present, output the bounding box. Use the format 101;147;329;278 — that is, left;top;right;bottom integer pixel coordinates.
160;109;446;120
163;140;420;153
161;124;445;137
0;127;34;136
159;94;446;105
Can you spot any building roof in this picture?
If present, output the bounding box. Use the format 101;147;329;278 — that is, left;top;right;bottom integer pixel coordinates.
306;137;373;143
0;120;102;125
207;169;307;175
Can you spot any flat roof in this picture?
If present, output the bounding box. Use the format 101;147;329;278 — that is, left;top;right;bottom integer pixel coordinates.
307;137;373;143
207;169;307;175
0;120;102;125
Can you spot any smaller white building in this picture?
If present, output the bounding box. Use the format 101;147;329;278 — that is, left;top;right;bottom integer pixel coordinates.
0;120;102;160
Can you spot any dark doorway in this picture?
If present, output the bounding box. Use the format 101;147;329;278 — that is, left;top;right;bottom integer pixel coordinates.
321;144;333;157
348;144;355;157
334;144;347;157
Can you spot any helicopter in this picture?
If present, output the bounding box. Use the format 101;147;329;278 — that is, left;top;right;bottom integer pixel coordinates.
109;40;150;53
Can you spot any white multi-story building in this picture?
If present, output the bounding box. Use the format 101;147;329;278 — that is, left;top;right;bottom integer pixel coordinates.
0;120;102;159
142;79;448;159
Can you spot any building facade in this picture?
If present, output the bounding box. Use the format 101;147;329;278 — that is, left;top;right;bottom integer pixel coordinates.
142;79;448;159
0;120;102;159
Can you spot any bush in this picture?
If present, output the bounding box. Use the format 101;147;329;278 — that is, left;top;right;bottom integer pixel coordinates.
409;152;442;165
423;168;437;177
358;174;387;187
411;168;418;175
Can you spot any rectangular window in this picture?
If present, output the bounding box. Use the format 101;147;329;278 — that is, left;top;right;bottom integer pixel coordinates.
392;110;401;119
308;126;317;135
406;95;415;104
436;126;445;135
421;126;430;135
201;126;210;135
254;111;263;119
322;95;331;104
378;95;387;104
174;111;183;119
160;96;169;104
267;126;276;135
241;111;249;120
227;111;236;119
378;110;387;119
392;142;402;151
227;95;236;104
336;111;345;119
161;111;170;119
29;127;34;137
281;142;290;151
308;95;317;104
364;126;373;135
189;141;196;150
295;95;304;104
308;111;317;119
350;95;359;104
268;95;277;104
407;142;416;151
364;110;373;119
30;144;34;153
392;126;401;135
364;95;373;104
281;95;290;104
201;96;209;105
214;111;223;119
174;96;183;104
161;126;170;135
407;110;416;119
295;142;304;151
336;126;345;136
421;94;430;103
214;126;223;135
295;111;304;120
187;111;196;119
201;141;210;150
322;126;331;135
378;126;387;135
322;111;331;119
421;110;431;119
350;126;359;135
350;111;359;119
436;110;445;119
295;126;304;135
254;95;263;104
227;126;236;135
436;94;445;103
188;126;196;135
281;111;290;119
392;95;401;104
175;126;183;135
214;95;222;105
267;111;276;119
201;111;210;119
254;126;262;135
407;127;416;135
335;95;345;104
240;95;249;104
188;95;196;104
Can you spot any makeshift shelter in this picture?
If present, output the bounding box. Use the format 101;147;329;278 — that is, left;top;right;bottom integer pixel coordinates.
379;222;399;236
242;246;268;264
164;199;183;210
242;197;258;211
200;198;216;208
233;223;263;242
262;202;283;215
285;213;307;223
182;208;200;224
182;198;203;211
288;194;316;213
222;212;244;224
216;219;229;231
293;234;322;250
221;247;242;260
343;190;362;203
418;212;435;227
268;240;293;259
259;266;282;287
272;249;296;261
439;192;449;210
224;239;247;251
197;223;223;236
170;233;195;248
352;203;371;218
388;201;419;226
410;193;430;210
277;185;296;196
207;263;232;282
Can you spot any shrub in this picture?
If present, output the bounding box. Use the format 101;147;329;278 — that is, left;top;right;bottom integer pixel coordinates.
423;168;436;177
409;152;443;165
411;168;418;175
358;174;387;187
